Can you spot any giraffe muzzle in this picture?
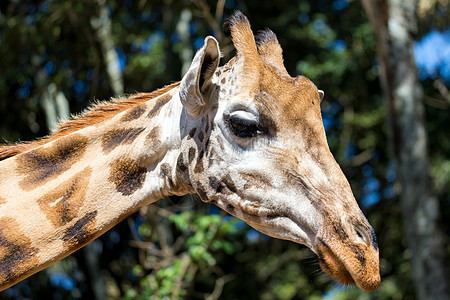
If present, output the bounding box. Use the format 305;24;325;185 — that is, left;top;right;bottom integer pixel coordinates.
316;236;381;292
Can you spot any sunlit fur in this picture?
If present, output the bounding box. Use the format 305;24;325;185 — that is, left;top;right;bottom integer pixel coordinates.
0;11;379;292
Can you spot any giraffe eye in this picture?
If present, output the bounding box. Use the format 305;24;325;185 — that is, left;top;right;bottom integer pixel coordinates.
227;111;261;138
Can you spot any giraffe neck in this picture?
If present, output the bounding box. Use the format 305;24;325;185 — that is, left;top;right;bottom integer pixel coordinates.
0;86;194;290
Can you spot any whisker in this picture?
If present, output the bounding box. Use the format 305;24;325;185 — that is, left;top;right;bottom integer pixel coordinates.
311;268;323;277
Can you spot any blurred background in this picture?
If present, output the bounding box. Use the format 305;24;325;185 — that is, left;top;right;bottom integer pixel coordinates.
0;0;449;299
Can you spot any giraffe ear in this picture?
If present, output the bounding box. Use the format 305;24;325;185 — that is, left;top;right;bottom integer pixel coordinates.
318;90;324;102
179;36;220;117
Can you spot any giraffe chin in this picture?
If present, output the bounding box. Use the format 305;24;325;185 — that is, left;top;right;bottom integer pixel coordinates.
316;241;381;292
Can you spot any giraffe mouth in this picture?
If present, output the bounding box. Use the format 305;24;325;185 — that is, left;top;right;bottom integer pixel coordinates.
316;238;380;292
216;195;380;291
316;244;355;285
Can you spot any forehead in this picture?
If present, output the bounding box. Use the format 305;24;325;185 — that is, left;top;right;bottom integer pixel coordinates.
256;66;322;128
216;58;323;132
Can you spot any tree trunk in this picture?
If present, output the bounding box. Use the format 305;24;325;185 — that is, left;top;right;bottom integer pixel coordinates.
176;9;194;76
81;240;106;300
362;1;449;299
41;83;70;133
91;0;124;95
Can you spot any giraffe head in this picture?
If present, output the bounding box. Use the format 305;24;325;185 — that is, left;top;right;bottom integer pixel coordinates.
177;11;380;291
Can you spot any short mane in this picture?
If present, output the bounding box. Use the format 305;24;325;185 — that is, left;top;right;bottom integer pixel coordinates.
0;82;180;161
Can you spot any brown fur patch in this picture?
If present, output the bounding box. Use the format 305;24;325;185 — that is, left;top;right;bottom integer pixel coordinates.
195;182;208;201
146;126;161;150
147;93;172;118
146;126;160;141
109;158;147;196
197;131;204;143
176;153;190;185
194;160;204;174
222;174;238;193
198;149;205;159
226;204;235;214
207;148;217;167
17;134;88;191
193;149;205;174
62;211;98;247
0;196;5;205
354;248;367;267
187;128;196;140
176;153;188;175
330;219;350;241
0;217;39;286
160;163;174;189
208;176;230;194
101;127;146;154
37;167;92;227
159;163;171;177
121;104;147;122
188;147;196;163
208;157;215;168
0;82;179;161
217;137;225;151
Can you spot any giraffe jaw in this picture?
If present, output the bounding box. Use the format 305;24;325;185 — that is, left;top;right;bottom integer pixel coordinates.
214;196;318;248
209;194;381;291
248;213;381;292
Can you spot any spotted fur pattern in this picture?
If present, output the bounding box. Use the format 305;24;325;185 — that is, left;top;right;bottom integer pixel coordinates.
0;11;379;292
37;167;92;226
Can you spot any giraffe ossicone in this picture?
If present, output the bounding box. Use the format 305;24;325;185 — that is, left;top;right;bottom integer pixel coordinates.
0;11;380;292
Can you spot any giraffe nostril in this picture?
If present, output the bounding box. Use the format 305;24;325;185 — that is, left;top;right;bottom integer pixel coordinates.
369;226;379;250
354;225;379;249
354;225;372;247
355;228;365;243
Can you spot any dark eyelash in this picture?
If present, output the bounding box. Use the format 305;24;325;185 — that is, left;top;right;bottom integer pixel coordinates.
227;116;261;138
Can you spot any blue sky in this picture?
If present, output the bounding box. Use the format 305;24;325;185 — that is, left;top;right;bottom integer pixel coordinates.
414;29;450;84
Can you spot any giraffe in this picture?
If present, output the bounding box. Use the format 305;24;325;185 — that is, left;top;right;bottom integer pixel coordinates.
0;11;380;292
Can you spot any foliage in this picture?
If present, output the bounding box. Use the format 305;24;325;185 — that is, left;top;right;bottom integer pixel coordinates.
0;0;448;299
124;209;239;299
